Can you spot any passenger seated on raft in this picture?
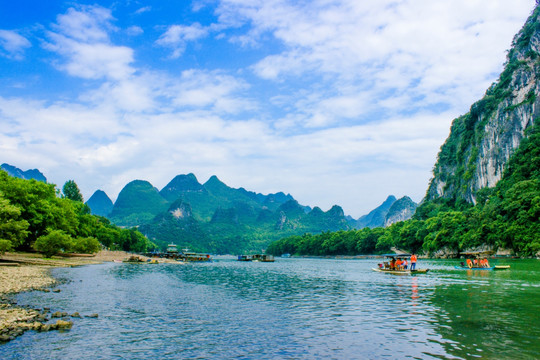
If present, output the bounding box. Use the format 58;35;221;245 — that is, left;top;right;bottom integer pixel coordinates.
403;259;408;270
390;258;396;270
396;259;403;270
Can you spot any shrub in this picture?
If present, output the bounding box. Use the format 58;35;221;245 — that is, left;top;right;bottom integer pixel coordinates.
34;229;72;258
72;236;101;254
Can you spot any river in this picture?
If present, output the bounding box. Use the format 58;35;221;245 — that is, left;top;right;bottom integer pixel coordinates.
2;257;539;359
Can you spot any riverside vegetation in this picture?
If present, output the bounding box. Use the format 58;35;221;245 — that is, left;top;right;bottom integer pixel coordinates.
0;170;153;258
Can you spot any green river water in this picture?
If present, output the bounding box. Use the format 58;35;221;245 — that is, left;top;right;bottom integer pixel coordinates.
2;257;539;359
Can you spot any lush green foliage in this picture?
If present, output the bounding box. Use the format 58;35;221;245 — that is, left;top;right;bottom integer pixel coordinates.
0;171;154;256
62;180;84;202
33;229;73;258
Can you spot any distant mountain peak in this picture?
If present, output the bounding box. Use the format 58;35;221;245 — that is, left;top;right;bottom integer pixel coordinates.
1;163;47;182
85;190;113;217
355;195;397;229
205;175;225;186
160;173;204;202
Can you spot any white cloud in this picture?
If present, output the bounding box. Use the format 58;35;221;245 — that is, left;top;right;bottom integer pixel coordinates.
156;23;209;58
0;30;31;59
44;6;135;80
135;6;152;15
126;26;144;36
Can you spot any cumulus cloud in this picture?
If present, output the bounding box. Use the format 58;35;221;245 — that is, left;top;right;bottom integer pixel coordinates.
0;30;31;59
156;23;209;58
44;5;135;80
217;0;534;127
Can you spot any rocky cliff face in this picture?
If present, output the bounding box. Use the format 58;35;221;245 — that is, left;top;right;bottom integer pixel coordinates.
355;195;397;228
384;196;417;227
426;7;540;203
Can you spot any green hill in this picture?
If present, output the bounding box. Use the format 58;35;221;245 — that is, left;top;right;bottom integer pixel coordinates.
109;180;169;226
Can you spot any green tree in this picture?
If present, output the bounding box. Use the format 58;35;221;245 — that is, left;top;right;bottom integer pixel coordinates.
33;229;73;258
63;180;83;202
72;236;101;254
0;192;30;250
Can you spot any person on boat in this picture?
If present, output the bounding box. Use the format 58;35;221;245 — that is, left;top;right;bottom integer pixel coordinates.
473;258;479;267
396;258;403;270
390;257;396;270
410;254;417;270
403;259;408;270
466;259;473;268
484;258;490;267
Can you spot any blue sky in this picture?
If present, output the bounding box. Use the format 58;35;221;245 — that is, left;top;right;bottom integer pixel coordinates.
0;0;535;217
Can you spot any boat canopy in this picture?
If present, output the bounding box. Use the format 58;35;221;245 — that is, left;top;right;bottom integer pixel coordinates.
381;253;412;258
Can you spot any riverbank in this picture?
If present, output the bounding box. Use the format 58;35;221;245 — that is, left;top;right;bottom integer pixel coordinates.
0;250;143;343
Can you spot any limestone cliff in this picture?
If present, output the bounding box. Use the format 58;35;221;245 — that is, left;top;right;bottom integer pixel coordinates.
384;196;417;227
426;6;540;203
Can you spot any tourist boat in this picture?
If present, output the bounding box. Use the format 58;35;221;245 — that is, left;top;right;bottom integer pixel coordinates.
237;254;275;262
179;248;212;262
454;251;510;270
252;254;274;262
454;264;510;270
372;254;429;275
237;255;253;261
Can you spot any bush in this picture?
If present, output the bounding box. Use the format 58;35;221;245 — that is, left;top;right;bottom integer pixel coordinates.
0;239;12;255
34;229;72;258
72;236;101;254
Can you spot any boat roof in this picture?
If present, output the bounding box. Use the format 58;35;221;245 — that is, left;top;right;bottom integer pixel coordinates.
381;253;411;258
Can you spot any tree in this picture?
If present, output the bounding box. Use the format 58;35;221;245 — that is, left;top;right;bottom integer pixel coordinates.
63;180;83;202
33;229;73;258
72;236;101;254
0;193;29;250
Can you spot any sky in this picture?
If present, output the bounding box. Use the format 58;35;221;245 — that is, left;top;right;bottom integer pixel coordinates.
0;0;536;218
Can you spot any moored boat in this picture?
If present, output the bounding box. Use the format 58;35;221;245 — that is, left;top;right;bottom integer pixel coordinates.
122;255;145;263
237;254;275;262
252;254;274;262
179;248;212;262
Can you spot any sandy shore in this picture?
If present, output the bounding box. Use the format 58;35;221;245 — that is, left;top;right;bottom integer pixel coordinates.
0;250;146;342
